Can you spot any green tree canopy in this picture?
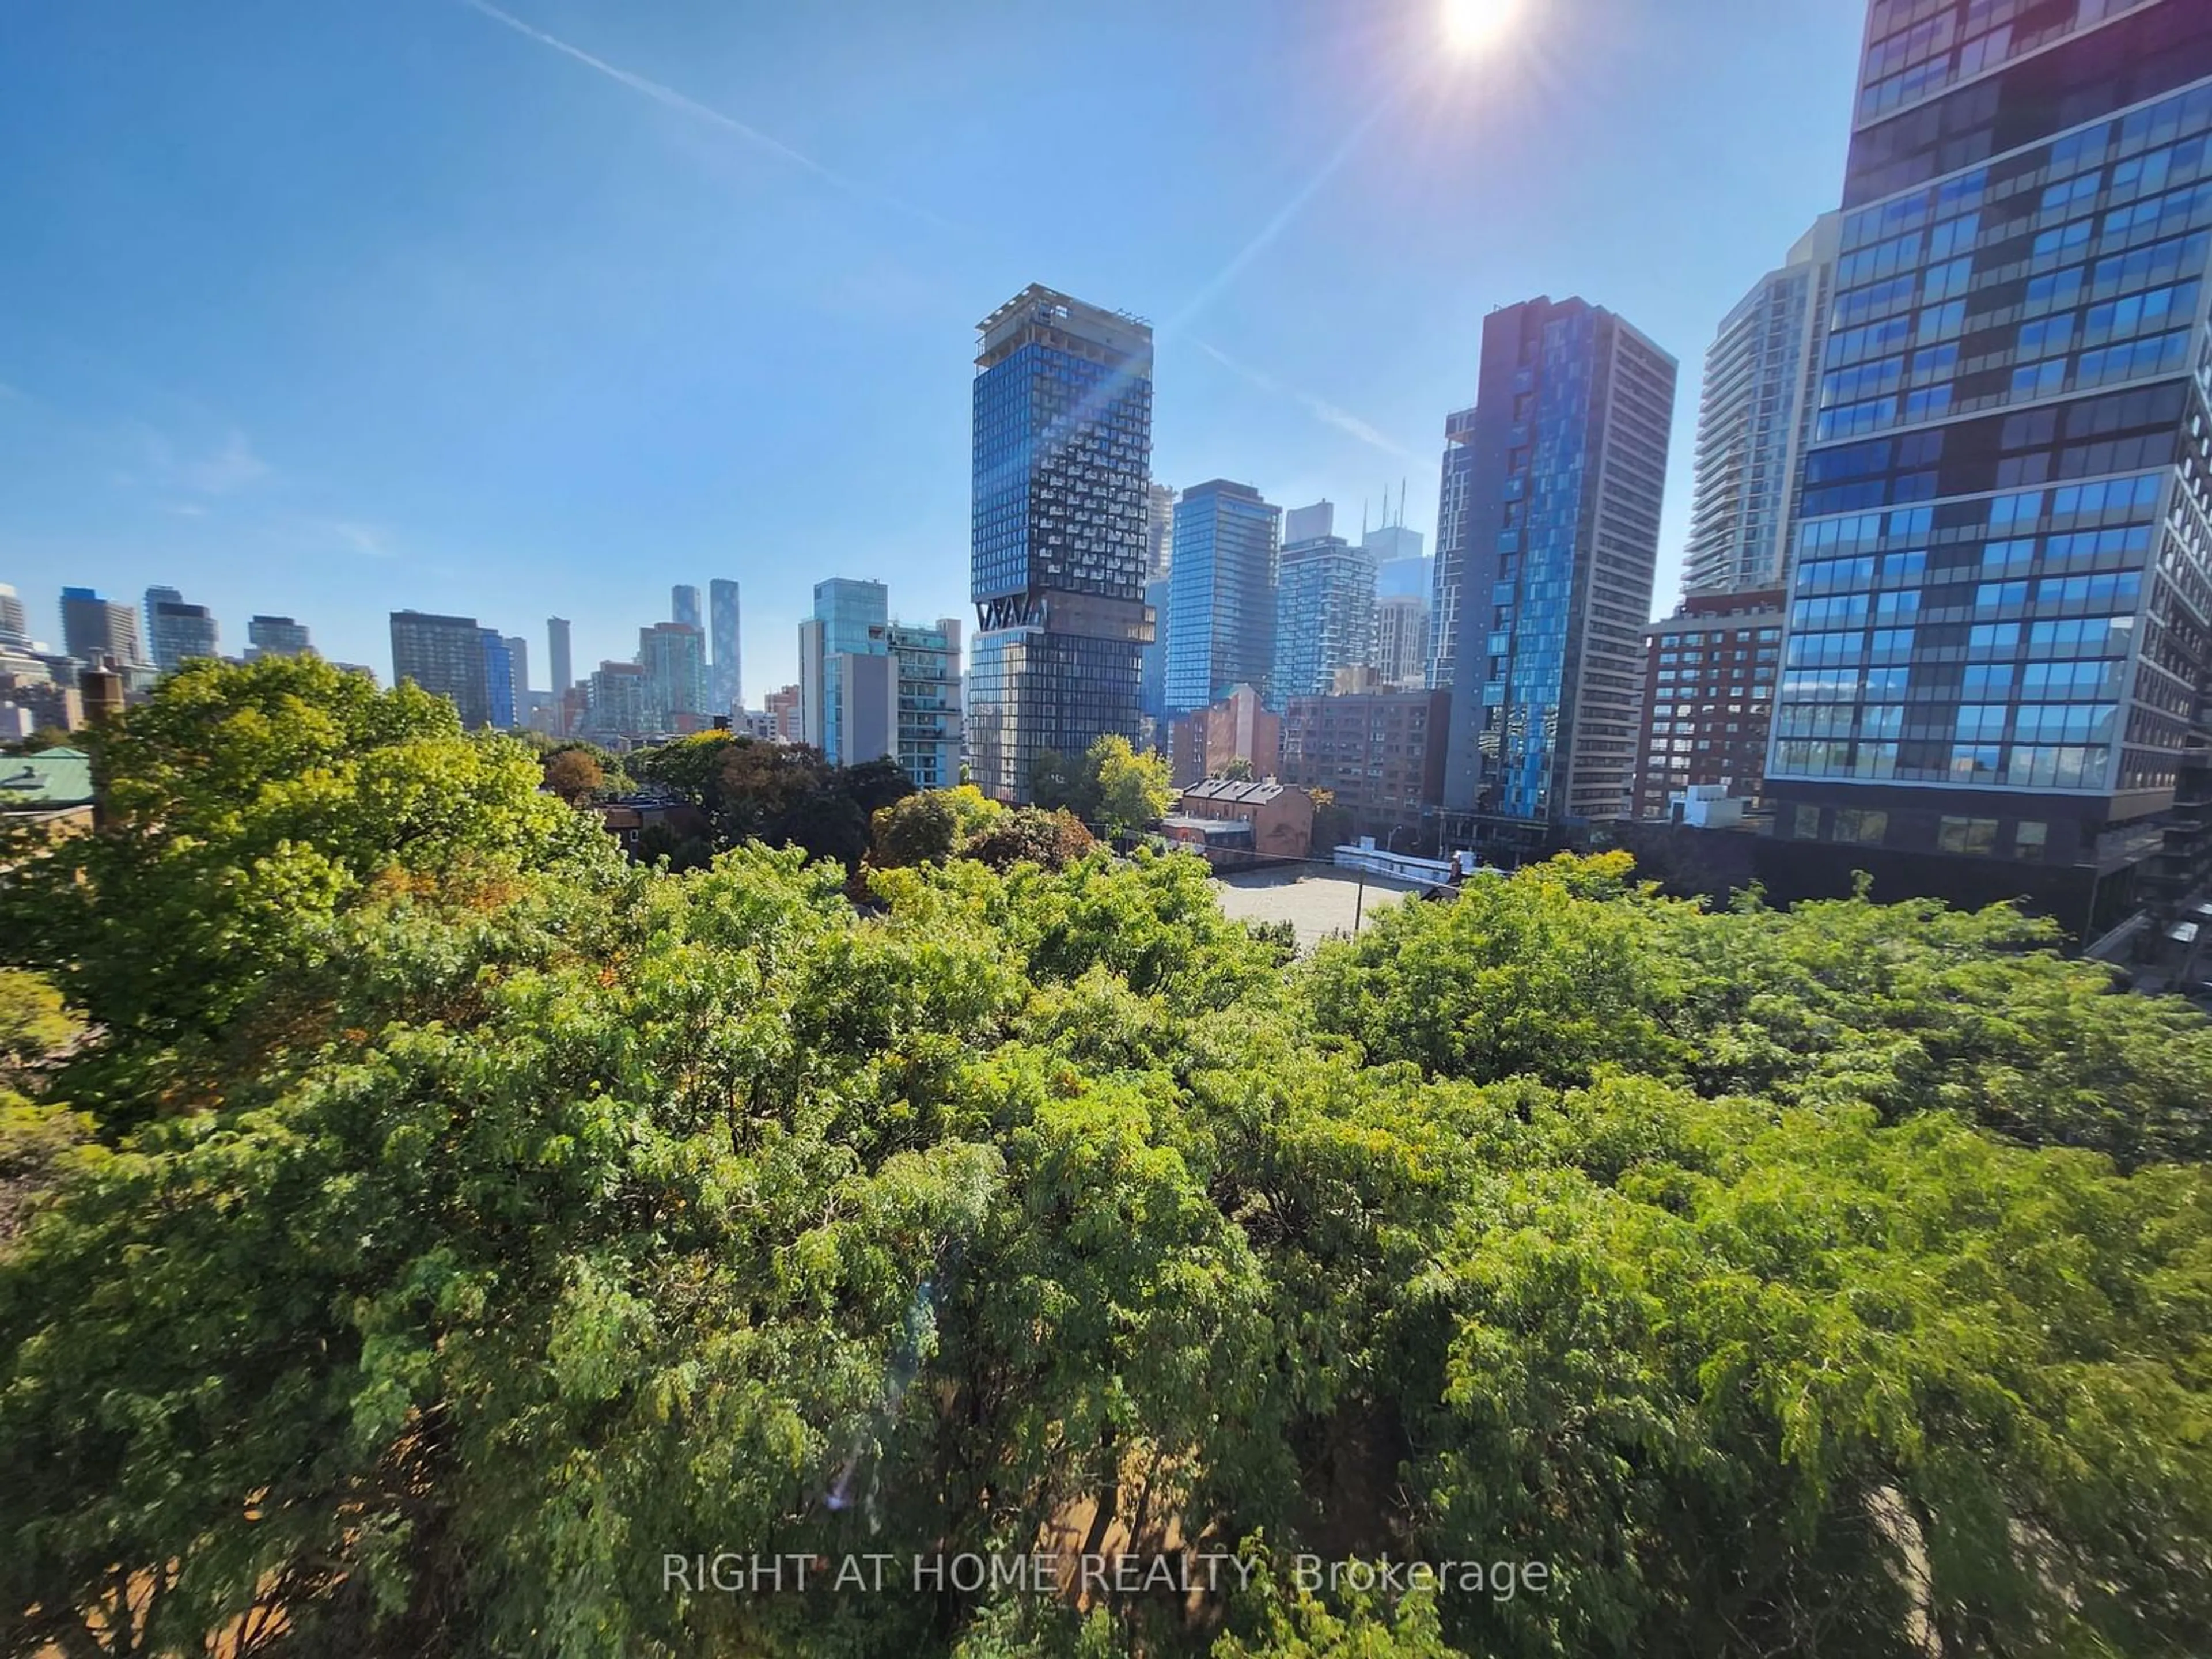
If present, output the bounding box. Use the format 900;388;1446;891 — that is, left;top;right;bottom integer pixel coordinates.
2;669;2209;1659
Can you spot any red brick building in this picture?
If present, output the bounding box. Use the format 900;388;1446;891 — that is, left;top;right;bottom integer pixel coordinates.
1631;589;1785;821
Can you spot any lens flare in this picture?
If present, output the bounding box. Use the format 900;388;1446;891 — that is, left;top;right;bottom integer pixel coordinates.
1441;0;1520;52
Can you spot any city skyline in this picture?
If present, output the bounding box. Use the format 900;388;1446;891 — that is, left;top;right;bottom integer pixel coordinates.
0;2;1864;697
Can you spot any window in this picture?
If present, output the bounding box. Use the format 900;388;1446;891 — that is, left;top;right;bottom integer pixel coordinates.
2014;821;2048;863
1937;816;1999;856
1834;809;1888;846
1792;805;1821;840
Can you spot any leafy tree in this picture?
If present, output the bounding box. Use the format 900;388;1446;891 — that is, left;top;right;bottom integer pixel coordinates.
963;807;1096;874
1211;756;1257;783
0;969;75;1080
1088;734;1175;839
631;730;735;804
3;656;2210;1659
542;747;605;803
1027;748;1094;821
874;791;961;869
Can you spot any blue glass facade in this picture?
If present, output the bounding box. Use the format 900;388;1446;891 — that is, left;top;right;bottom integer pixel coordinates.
1164;479;1281;713
1768;0;2212;917
806;578;889;766
1437;298;1678;824
969;286;1154;800
1271;536;1376;707
481;629;515;729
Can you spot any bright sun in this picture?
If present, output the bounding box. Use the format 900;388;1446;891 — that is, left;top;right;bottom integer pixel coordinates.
1441;0;1520;52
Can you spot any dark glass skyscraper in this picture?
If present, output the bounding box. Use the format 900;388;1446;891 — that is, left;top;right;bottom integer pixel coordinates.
968;285;1154;801
1435;297;1679;832
1768;0;2212;932
1165;479;1281;714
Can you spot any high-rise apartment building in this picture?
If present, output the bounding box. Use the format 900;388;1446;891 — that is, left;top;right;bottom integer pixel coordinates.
0;585;28;649
1146;482;1178;579
638;622;709;731
1767;0;2212;933
1633;589;1786;819
709;578;742;716
502;635;529;702
887;618;964;788
1272;529;1377;707
1435;296;1678;832
1684;216;1842;596
585;661;650;740
60;588;144;668
145;586;219;671
672;585;702;631
798;578;890;764
390;611;491;729
968;285;1154;801
1165;479;1282;714
247;616;312;658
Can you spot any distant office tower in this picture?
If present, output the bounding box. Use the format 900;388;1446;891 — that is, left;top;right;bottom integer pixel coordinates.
1683;215;1841;596
709;578;742;715
480;630;516;729
501;635;528;702
0;584;27;649
145;586;219;671
1146;482;1178;579
1283;500;1335;546
1767;0;2212;931
60;587;143;668
638;622;709;730
968;285;1154;800
1436;296;1678;830
1165;479;1282;714
1373;595;1430;687
1139;573;1172;723
1366;520;1430;598
247;615;312;658
585;660;650;740
798;578;891;764
389;611;492;729
672;585;702;630
1633;588;1786;820
1273;529;1377;707
888;618;964;787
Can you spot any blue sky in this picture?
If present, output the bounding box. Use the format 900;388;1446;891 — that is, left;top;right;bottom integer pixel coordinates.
0;0;1865;700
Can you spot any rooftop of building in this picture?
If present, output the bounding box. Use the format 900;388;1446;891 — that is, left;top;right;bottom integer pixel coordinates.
0;747;94;808
1182;777;1300;806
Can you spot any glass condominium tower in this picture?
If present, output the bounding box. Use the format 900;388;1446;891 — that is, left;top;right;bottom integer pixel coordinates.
1684;215;1842;595
969;285;1154;801
1436;296;1679;830
1165;479;1281;714
1768;0;2212;930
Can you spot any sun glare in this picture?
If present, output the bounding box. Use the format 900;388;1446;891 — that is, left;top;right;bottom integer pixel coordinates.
1441;0;1520;53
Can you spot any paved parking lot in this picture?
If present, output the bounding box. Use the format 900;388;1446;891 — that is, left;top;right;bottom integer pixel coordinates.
1210;866;1423;950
